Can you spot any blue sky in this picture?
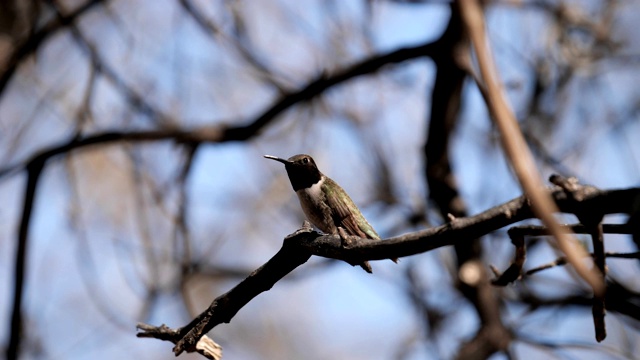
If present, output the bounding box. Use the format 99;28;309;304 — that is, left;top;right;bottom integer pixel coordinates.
1;1;639;359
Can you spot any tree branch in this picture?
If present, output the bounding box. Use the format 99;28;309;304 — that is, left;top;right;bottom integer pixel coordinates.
459;0;603;295
6;159;45;359
518;280;640;323
138;226;317;356
423;4;512;358
2;33;443;359
0;0;104;96
137;184;640;357
492;223;633;285
525;250;640;276
0;38;440;182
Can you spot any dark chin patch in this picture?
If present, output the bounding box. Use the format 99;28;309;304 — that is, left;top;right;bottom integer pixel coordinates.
286;164;321;191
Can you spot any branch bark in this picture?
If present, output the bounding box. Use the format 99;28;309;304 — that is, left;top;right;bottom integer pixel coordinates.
137;184;640;357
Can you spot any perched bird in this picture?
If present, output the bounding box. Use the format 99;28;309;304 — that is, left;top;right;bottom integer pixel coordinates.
264;154;397;273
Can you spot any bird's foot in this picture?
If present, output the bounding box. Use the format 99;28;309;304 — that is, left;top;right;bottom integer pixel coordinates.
338;227;356;249
285;220;316;240
337;227;372;273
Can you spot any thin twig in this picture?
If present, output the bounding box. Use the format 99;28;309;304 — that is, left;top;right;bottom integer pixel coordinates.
526;251;640;276
493;223;633;285
0;0;104;96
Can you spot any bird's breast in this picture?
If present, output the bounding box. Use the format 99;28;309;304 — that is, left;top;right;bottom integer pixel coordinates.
295;178;336;234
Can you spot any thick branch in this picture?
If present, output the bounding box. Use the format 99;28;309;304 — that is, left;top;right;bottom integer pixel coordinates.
303;187;636;263
423;5;511;358
139;227;317;355
6;160;45;359
138;185;640;356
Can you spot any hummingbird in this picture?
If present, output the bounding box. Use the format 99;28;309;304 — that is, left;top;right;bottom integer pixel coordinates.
264;154;397;273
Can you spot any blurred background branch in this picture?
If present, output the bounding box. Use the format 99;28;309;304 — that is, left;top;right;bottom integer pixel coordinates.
1;0;640;359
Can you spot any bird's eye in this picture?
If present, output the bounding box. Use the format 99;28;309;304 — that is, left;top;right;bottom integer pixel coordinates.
303;158;309;164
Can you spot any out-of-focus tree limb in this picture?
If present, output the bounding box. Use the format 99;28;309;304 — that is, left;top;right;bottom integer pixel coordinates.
0;0;104;96
458;0;603;295
0;38;442;182
518;280;640;323
423;4;511;359
524;250;640;277
6;160;45;360
493;223;634;286
3;34;444;359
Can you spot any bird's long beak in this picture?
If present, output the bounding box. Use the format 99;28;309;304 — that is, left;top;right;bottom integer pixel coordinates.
264;155;291;165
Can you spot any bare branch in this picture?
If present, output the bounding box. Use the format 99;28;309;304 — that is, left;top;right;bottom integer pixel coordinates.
526;251;640;276
0;0;104;96
0;38;440;182
138;227;317;356
458;0;603;295
518;280;640;323
138;184;640;356
1;36;445;358
423;5;511;359
7;160;45;359
493;223;634;285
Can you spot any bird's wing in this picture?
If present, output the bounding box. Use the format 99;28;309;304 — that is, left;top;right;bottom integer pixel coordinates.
322;178;379;240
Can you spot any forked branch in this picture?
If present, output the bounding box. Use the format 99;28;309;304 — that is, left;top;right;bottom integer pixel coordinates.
138;183;640;356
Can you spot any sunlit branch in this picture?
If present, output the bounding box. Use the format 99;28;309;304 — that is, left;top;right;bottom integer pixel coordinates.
458;0;603;296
